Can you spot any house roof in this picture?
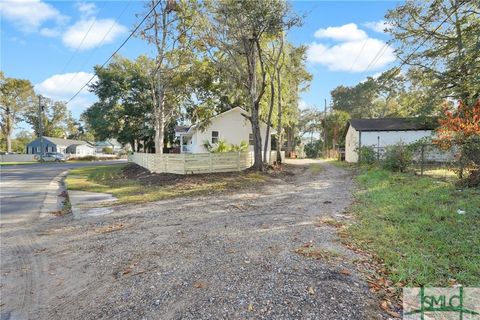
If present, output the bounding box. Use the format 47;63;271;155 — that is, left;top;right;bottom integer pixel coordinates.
348;118;436;132
95;139;122;147
174;125;191;133
42;136;90;147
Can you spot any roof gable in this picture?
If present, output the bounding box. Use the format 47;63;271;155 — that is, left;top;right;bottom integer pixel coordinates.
43;136;89;146
349;118;436;132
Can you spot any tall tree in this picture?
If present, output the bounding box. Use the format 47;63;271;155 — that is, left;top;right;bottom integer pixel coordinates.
0;72;35;152
386;0;480;103
86;55;154;151
24;96;74;138
137;0;200;154
207;0;300;170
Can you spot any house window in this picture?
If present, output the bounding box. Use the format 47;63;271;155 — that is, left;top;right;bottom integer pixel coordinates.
211;131;219;144
249;134;254;145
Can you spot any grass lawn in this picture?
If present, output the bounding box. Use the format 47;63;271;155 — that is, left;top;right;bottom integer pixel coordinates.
0;161;39;166
65;164;268;205
347;167;480;287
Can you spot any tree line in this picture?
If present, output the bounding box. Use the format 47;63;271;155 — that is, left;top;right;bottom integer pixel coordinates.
301;0;479;156
83;0;311;170
0;72;91;153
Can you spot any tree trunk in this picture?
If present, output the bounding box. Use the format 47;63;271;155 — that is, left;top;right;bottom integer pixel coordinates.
154;88;165;154
276;67;282;163
263;74;275;164
6;111;12;153
247;38;263;171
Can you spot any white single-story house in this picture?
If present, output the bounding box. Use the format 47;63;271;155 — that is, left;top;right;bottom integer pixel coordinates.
175;107;276;156
345;118;435;163
66;143;96;156
26;136;95;156
95;139;123;153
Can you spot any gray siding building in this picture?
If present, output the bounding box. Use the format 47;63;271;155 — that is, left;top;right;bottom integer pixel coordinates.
26;137;94;156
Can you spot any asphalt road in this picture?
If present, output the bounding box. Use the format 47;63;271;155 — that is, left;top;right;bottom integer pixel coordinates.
0;160;126;225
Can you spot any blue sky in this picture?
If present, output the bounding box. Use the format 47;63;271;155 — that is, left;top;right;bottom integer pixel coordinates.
1;0;401;132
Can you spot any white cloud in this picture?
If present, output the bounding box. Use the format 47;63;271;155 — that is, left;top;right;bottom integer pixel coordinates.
314;23;367;42
76;2;97;17
62;18;127;50
0;0;68;32
364;20;390;33
299;100;308;110
39;27;60;37
308;23;395;73
35;72;96;100
35;72;98;112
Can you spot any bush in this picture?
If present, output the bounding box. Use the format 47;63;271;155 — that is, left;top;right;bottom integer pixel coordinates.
304;140;321;158
102;147;114;154
458;135;480;187
357;146;376;165
382;142;412;172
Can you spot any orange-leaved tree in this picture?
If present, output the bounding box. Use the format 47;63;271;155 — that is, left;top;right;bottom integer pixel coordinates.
434;99;480;186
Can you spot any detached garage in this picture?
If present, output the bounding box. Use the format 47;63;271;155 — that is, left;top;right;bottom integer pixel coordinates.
345;118;435;163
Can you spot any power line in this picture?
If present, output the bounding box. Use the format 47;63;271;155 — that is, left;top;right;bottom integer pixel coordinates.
63;1;131;92
66;0;160;105
377;0;466;86
59;1;108;76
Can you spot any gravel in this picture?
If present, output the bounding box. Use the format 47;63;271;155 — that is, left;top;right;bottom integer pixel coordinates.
1;159;385;319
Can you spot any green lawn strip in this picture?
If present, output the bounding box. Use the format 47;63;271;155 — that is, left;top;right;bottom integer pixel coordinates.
348;167;480;287
0;161;39;166
65;164;267;205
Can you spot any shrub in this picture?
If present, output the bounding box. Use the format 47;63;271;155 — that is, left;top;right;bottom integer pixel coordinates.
458;134;480;187
304;140;321;158
102;147;114;154
357;146;376;165
382;142;412;172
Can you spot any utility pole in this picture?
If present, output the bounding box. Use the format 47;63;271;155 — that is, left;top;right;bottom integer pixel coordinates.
38;96;44;160
323;98;327;158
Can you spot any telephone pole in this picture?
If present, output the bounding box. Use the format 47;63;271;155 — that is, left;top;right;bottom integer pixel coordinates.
38;96;44;159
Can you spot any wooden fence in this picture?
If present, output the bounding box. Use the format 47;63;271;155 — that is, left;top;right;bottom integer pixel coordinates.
128;152;253;174
129;151;285;174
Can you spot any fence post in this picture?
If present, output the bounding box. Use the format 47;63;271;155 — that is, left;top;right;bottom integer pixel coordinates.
377;136;380;161
420;144;425;176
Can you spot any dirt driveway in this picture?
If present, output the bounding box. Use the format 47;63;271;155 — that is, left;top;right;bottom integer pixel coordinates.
1;159;383;319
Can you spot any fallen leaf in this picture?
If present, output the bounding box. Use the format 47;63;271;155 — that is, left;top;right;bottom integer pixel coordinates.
339;269;351;276
193;281;206;289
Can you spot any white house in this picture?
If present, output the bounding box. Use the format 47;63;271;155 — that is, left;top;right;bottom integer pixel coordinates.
345;118;435;163
66;143;96;156
95;139;123;154
175;107;276;156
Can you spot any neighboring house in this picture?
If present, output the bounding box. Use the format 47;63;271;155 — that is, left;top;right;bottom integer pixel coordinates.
95;139;123;153
66;144;96;156
345;118;435;163
26;136;95;156
175;107;276;156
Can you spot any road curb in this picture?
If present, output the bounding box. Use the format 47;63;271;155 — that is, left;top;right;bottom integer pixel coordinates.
39;170;69;219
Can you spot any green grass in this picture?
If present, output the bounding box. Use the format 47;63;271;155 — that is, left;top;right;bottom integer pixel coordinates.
348;167;480;286
66;164;268;205
0;161;39;166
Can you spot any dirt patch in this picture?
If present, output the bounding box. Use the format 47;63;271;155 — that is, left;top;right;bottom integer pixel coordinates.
1;159;388;319
121;162;294;188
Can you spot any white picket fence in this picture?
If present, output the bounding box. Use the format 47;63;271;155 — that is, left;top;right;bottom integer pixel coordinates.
129;151;285;174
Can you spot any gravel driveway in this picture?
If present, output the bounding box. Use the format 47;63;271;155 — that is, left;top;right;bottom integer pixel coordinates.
1;159;383;319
